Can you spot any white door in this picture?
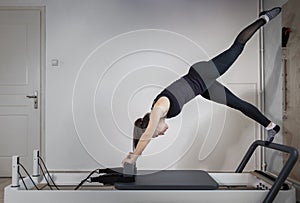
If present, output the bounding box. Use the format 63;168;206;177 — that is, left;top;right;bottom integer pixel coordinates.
0;9;41;177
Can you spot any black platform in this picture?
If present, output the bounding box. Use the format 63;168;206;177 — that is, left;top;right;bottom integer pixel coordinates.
115;170;219;190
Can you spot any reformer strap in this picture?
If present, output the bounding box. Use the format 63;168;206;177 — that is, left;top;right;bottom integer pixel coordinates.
90;163;136;185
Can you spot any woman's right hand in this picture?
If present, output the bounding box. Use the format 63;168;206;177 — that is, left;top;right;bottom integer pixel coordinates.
122;152;138;166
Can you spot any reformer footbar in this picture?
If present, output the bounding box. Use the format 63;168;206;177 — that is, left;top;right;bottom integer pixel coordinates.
235;140;298;203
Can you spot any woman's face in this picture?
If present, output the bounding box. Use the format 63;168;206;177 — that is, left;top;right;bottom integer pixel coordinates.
153;118;168;138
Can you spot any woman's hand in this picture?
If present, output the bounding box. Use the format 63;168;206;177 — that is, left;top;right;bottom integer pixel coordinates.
122;152;138;166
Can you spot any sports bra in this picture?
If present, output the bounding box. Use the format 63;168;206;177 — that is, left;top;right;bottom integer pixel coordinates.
152;64;208;118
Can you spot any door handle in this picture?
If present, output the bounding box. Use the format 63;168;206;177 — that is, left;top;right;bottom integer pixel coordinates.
26;91;38;109
26;95;37;99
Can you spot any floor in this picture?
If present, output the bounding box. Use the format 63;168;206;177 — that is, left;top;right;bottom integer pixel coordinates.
0;178;10;203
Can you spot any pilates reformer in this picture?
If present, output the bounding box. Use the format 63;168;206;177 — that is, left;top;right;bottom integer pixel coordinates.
4;140;298;203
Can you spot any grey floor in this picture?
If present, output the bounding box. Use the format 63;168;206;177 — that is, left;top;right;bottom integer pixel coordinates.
0;178;10;203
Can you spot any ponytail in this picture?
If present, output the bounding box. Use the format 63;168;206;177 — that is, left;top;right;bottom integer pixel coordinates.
133;113;150;150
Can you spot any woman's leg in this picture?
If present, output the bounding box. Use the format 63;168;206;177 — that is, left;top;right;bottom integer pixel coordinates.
211;7;281;76
190;8;281;92
201;81;280;142
201;81;270;127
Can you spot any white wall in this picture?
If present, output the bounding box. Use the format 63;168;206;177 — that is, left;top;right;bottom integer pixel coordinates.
1;0;263;171
46;0;264;171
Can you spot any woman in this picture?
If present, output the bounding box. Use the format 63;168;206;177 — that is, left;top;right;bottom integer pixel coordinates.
122;7;282;165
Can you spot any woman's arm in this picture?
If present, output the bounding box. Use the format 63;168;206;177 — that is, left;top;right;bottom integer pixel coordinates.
122;97;169;164
133;106;165;155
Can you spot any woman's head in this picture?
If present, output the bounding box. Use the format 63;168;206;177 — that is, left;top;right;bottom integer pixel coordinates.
132;113;168;150
133;113;150;150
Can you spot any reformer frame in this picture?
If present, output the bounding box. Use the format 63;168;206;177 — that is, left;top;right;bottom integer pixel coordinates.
4;140;298;203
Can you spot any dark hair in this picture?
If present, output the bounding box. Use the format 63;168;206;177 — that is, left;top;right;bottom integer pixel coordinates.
133;113;150;150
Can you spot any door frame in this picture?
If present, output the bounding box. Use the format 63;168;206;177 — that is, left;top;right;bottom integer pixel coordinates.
0;6;46;165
